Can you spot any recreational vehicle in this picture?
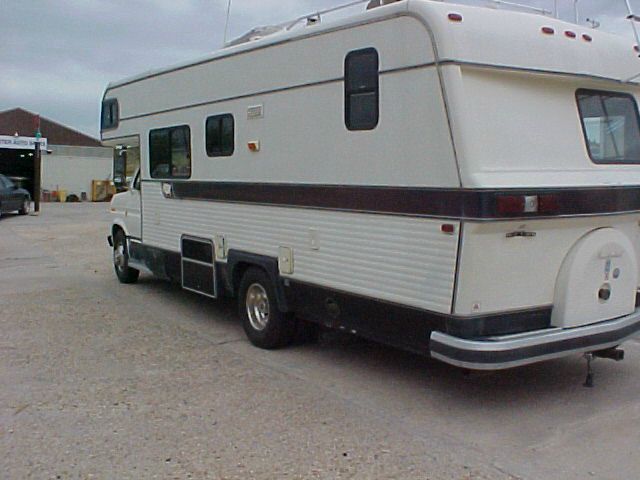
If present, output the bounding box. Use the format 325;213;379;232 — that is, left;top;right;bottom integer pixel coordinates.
104;0;640;373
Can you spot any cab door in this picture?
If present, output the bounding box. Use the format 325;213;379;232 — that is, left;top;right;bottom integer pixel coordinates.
107;136;141;239
124;170;142;239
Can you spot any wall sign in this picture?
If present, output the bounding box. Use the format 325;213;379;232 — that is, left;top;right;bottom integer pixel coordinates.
0;135;48;151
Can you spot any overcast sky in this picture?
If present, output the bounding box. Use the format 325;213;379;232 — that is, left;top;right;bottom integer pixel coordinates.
0;0;636;139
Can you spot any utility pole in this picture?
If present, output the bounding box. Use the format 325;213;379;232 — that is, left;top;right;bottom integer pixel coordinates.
33;114;41;214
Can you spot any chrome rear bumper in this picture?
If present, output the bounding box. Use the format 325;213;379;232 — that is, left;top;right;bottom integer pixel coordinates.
430;309;640;370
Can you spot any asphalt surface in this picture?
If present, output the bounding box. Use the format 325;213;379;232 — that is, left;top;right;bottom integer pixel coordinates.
1;203;640;480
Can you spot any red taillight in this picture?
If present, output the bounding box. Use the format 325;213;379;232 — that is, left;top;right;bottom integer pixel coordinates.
496;196;526;215
565;30;577;39
441;224;455;234
541;26;555;35
538;194;560;213
448;13;463;22
582;34;593;42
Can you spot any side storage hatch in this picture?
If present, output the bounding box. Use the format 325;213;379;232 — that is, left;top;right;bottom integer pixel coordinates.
181;236;217;298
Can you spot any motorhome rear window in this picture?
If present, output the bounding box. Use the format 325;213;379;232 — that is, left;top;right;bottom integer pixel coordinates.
101;99;118;130
149;126;191;178
576;90;640;164
345;48;379;131
206;114;234;157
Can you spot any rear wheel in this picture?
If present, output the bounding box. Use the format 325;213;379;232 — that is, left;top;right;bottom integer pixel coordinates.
18;197;30;215
238;267;295;349
113;230;139;284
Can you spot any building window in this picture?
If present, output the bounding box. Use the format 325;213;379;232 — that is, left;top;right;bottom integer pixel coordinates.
206;114;234;157
576;89;640;164
345;48;379;131
101;99;119;130
149;126;191;178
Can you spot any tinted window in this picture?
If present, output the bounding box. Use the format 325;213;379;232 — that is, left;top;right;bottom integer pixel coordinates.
149;126;191;178
101;99;119;130
345;48;379;130
206;114;234;157
577;89;640;164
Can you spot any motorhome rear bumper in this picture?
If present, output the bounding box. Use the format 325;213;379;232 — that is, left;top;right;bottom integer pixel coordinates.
430;309;640;370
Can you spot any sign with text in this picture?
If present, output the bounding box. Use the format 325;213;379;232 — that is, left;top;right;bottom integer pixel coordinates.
0;135;48;151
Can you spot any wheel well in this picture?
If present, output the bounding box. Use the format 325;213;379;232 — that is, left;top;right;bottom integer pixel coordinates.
232;262;264;295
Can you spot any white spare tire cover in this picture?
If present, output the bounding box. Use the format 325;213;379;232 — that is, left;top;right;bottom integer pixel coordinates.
551;228;638;329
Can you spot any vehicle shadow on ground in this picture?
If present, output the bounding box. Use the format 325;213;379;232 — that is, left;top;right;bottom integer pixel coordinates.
130;275;637;407
0;212;19;221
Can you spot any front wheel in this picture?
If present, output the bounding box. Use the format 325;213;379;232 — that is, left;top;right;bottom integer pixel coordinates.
113;230;139;284
18;197;30;215
238;267;295;349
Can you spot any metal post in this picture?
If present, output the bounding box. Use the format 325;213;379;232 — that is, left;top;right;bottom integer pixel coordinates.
33;139;41;213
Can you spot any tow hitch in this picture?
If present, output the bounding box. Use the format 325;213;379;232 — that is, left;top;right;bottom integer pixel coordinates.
583;348;625;387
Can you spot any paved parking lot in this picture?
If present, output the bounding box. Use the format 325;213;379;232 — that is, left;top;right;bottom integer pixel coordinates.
1;203;640;479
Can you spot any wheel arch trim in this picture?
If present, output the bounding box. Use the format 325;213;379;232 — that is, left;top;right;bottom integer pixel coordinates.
227;250;289;312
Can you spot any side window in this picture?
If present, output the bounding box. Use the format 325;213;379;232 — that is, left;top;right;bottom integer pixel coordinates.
101;99;119;130
576;89;640;164
149;125;191;178
206;114;235;157
345;48;379;131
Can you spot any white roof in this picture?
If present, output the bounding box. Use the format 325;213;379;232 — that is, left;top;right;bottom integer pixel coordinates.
106;0;640;91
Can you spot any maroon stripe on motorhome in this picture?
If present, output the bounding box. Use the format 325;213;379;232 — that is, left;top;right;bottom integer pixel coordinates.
165;181;640;219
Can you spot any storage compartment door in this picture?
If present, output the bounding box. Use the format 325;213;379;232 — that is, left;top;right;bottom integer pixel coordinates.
181;236;217;298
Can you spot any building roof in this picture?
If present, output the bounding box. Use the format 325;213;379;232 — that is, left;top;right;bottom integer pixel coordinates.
0;108;101;147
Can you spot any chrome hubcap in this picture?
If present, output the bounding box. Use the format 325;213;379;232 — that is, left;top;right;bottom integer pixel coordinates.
246;283;270;331
113;244;126;270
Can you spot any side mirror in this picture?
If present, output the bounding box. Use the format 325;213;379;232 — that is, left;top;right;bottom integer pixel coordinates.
113;174;127;192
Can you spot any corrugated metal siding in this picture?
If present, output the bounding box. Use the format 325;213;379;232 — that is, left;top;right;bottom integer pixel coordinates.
48;145;112;158
142;182;458;313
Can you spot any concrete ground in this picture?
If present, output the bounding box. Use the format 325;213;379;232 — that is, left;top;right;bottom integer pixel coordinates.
1;203;639;480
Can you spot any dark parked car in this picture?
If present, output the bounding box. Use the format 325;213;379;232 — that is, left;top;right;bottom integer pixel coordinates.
0;174;31;218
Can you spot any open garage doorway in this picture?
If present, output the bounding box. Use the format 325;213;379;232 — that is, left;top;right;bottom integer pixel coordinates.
0;147;35;197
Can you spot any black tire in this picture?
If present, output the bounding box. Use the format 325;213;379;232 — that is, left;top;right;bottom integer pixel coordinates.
18;196;30;215
238;267;295;349
113;230;139;284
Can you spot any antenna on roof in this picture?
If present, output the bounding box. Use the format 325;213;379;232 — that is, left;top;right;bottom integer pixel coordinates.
223;0;233;47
